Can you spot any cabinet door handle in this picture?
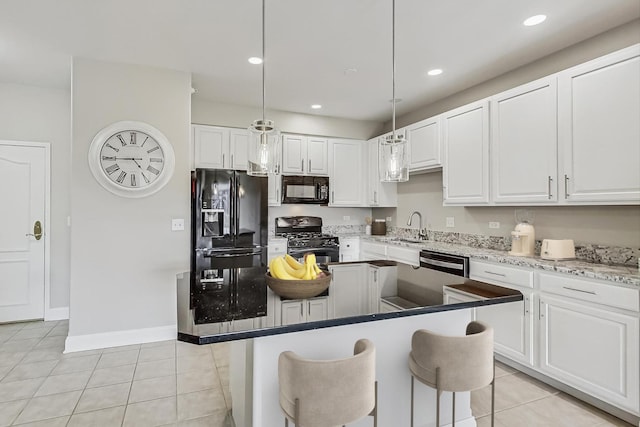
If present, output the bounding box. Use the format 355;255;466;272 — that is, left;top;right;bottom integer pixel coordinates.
308;159;311;172
222;154;225;168
231;154;234;168
373;270;378;282
523;296;528;316
301;159;304;173
374;190;377;204
332;191;335;204
564;174;570;198
301;304;304;317
340;254;343;262
547;176;553;199
484;270;506;277
562;286;596;295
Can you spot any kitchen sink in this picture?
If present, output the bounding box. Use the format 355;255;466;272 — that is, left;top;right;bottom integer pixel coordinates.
383;237;424;244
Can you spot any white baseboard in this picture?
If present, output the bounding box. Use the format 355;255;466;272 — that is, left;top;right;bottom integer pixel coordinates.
64;324;177;353
45;306;69;321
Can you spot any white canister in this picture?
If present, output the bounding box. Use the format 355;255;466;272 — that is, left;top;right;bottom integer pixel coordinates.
365;224;371;235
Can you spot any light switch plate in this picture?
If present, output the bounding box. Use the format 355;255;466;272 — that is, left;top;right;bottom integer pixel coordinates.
446;217;455;228
172;218;185;231
343;216;350;221
489;221;500;229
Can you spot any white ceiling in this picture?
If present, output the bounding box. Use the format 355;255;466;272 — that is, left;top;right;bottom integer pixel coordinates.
1;0;638;122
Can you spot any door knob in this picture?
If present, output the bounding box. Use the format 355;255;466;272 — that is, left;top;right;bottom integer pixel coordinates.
25;221;43;240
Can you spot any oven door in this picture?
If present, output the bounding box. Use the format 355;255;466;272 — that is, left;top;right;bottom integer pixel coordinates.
287;246;339;264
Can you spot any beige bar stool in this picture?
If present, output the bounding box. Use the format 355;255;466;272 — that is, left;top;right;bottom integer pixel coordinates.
409;321;495;427
278;338;378;427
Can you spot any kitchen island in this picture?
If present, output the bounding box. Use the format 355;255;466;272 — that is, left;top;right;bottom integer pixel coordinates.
177;260;521;427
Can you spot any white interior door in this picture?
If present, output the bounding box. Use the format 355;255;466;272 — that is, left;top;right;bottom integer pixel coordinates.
0;142;47;322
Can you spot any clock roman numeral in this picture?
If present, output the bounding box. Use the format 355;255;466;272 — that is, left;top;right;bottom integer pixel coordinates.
117;134;127;146
147;165;160;175
105;143;119;152
141;172;150;184
147;146;160;154
141;136;150;147
101;156;116;161
149;158;163;163
130;132;137;145
105;164;120;174
131;174;137;187
116;171;127;183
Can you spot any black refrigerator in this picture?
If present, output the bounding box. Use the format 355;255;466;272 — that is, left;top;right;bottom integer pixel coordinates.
191;169;268;324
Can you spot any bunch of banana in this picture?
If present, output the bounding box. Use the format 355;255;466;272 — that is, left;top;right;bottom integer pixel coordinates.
269;253;327;281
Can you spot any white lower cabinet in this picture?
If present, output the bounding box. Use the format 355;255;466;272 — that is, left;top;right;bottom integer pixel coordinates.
267;237;287;262
339;237;360;262
328;264;367;318
537;272;639;414
360;241;387;261
280;297;328;326
470;260;535;366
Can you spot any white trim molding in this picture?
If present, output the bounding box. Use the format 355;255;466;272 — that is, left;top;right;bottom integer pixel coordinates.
64;324;177;353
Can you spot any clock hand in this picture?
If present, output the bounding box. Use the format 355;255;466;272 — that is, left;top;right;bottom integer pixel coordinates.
114;157;143;160
132;159;143;170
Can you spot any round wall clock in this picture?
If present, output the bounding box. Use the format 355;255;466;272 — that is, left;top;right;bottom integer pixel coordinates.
88;121;175;198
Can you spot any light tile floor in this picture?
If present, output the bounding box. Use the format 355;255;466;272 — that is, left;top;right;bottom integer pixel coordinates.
0;320;635;426
0;321;233;426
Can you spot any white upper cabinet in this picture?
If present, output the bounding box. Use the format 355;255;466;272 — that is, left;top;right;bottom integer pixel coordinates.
329;139;366;206
406;116;442;172
558;45;640;204
281;134;328;176
491;77;558;204
366;137;397;207
193;125;229;169
442;100;490;205
228;129;250;170
267;173;282;206
192;124;249;171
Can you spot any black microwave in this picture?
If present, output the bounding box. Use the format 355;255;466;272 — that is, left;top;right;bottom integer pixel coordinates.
281;175;329;205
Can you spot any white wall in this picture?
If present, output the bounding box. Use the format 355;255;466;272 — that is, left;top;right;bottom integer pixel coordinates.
0;83;71;309
68;58;191;343
375;172;640;248
192;99;383;140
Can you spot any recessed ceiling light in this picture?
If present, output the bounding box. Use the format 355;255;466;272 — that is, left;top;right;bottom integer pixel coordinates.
427;69;443;76
248;57;263;65
523;15;547;26
311;104;322;109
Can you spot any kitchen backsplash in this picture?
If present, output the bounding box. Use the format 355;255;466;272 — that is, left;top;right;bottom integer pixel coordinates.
323;224;366;235
390;227;640;267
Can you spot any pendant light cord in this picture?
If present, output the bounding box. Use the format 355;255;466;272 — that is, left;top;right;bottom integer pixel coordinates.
262;0;266;125
391;0;396;140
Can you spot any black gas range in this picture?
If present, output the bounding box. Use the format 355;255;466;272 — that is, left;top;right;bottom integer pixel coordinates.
275;216;340;263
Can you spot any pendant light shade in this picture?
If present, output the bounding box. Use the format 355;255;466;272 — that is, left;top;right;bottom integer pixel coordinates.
380;0;409;182
247;0;279;176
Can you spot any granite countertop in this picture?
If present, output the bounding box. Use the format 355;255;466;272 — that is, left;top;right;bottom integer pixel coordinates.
358;235;640;288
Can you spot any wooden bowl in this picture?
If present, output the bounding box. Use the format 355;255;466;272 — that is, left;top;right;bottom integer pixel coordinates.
265;272;332;299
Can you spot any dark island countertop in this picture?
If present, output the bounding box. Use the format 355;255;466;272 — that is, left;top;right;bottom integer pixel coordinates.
177;261;523;345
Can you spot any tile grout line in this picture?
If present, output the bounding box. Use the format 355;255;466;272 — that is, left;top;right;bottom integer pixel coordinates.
8;325;60;426
61;347;105;427
120;345;143;427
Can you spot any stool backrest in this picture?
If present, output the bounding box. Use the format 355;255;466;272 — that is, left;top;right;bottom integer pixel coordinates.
278;338;376;427
410;321;494;392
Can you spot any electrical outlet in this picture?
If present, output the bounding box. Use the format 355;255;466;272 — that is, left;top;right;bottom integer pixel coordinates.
446;217;455;228
489;221;500;229
343;215;350;221
171;218;185;231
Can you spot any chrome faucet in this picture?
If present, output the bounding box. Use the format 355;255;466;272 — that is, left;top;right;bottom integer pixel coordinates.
407;211;427;240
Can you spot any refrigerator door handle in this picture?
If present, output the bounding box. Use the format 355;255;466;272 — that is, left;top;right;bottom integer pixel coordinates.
209;251;263;258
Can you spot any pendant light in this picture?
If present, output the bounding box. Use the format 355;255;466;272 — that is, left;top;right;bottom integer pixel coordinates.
380;0;409;182
247;0;280;176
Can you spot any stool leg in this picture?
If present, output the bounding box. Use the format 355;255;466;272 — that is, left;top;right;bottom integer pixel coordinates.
452;391;456;427
491;358;496;427
410;376;414;427
294;398;300;426
436;389;440;427
373;380;378;427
